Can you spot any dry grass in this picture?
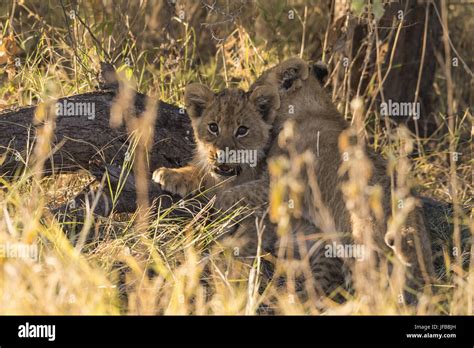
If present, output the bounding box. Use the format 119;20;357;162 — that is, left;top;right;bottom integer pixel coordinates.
0;0;472;315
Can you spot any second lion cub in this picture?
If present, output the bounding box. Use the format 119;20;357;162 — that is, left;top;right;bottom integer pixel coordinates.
250;58;435;292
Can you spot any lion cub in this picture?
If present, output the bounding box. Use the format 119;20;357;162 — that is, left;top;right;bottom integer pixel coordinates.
250;58;435;291
153;81;351;303
152;83;279;207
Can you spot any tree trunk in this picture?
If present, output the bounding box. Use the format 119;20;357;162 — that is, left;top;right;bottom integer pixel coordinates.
330;0;442;137
0;90;194;215
0;90;194;177
378;0;441;137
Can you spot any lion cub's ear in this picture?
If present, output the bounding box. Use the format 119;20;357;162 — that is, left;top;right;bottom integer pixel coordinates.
312;61;329;84
185;83;214;118
249;85;280;123
273;57;309;91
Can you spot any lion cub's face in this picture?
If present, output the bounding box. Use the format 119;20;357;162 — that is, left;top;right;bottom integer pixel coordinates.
185;84;280;178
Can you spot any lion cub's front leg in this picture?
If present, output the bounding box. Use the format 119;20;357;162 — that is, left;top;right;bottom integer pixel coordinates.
152;165;201;197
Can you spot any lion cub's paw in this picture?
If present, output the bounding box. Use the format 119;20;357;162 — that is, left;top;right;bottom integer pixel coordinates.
152;167;192;197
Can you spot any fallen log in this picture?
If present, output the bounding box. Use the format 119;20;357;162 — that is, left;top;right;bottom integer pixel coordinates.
0;90;194;176
0;89;196;214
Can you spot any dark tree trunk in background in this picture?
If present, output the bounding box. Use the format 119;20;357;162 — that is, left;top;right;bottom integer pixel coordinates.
333;0;442;137
378;0;441;137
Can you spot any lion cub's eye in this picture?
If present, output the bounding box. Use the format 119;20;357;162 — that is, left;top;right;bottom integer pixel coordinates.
208;123;219;135
235;126;249;138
